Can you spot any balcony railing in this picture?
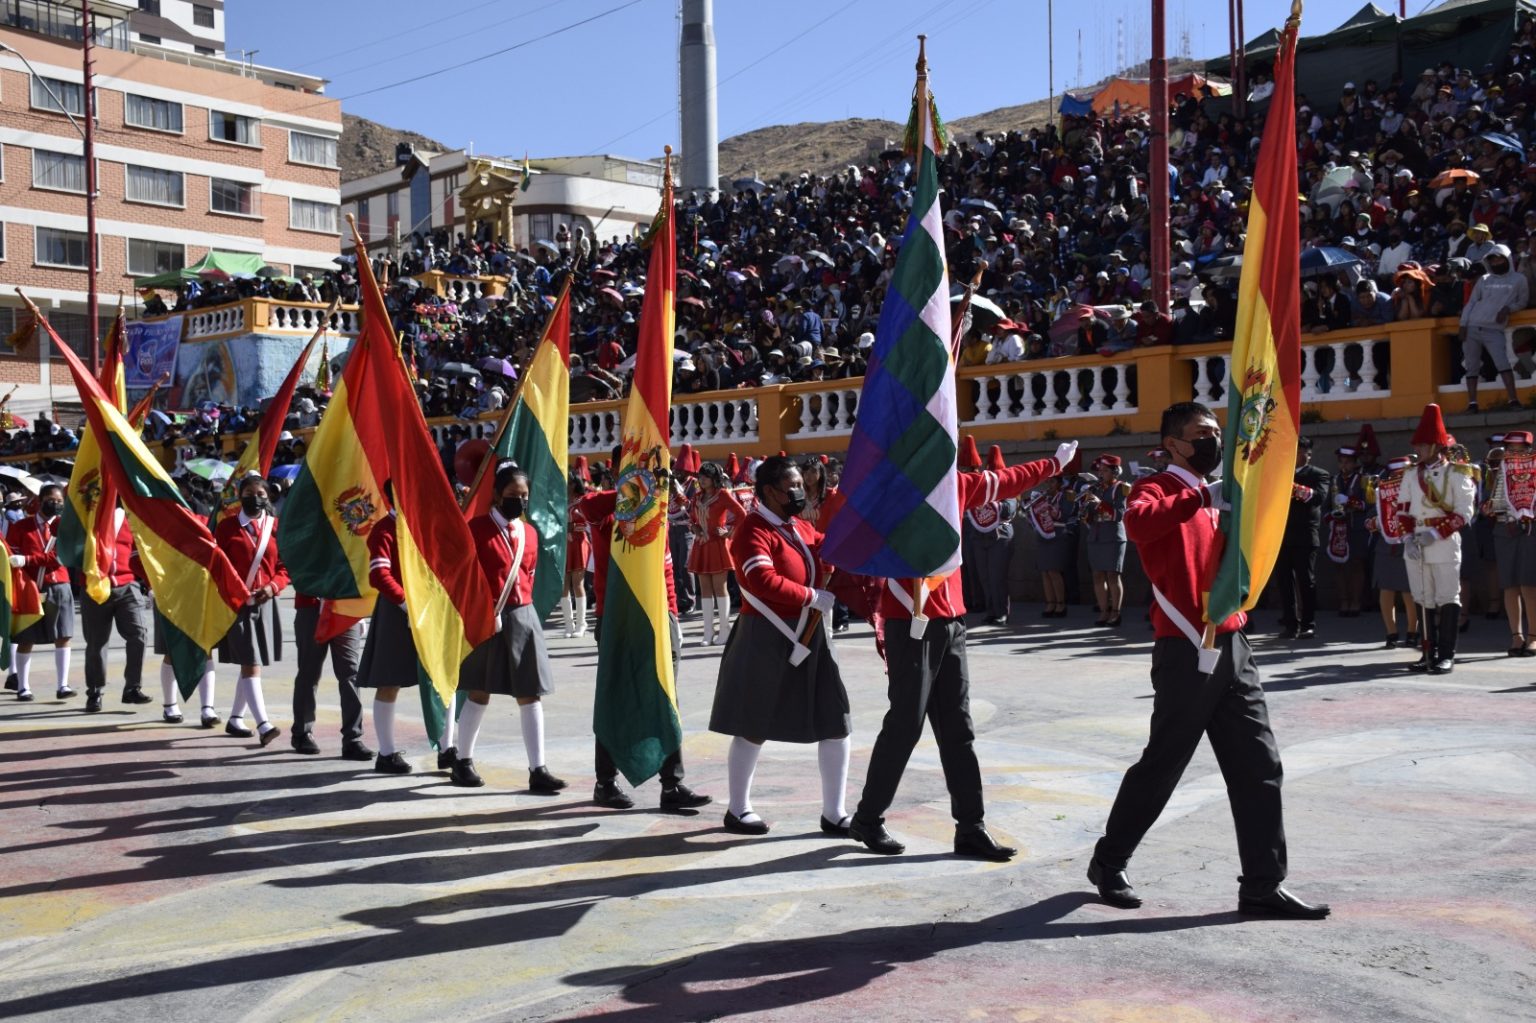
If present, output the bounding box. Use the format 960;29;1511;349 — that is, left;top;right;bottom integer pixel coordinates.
5;312;1529;474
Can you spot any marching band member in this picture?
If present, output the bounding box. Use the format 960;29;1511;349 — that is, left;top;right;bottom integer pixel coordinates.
667;445;698;617
562;473;592;639
709;455;848;836
1397;404;1478;674
1486;430;1536;656
1366;456;1421;650
80;510;151;714
1326;445;1372;618
455;462;565;792
848;439;1077;861
1028;473;1078;617
963;445;1018;626
687;461;745;646
1081;454;1130;627
8;484;78;702
213;474;287;746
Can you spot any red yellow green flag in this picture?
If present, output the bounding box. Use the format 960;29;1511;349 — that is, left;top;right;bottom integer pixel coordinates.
593;154;681;786
465;280;571;619
1206;5;1303;626
23;294;247;697
60;307;127;604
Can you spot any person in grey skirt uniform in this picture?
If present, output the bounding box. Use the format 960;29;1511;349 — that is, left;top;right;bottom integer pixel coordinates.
7;484;78;703
455;463;565;792
1027;474;1078;617
709;455;849;836
1080;454;1130;626
961;445;1018;626
1486;430;1536;656
212;475;286;747
80;511;152;715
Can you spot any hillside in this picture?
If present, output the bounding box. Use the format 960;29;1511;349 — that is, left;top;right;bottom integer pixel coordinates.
339;113;451;183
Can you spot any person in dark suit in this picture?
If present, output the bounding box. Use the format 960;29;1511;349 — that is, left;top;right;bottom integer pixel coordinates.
1087;401;1330;919
1277;436;1331;639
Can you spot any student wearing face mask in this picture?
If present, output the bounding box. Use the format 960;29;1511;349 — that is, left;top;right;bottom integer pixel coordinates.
211;474;288;746
708;455;850;836
454;462;565;792
8;484;79;702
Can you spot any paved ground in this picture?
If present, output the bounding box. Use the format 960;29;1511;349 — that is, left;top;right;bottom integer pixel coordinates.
0;601;1532;1023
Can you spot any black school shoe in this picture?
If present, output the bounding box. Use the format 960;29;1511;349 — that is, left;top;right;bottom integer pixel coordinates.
528;766;567;794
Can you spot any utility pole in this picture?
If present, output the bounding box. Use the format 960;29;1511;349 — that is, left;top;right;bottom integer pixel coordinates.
1150;0;1170;315
83;0;100;372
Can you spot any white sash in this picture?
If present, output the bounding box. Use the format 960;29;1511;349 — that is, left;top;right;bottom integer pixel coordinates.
885;577;933;639
1150;584;1222;675
36;516;57;590
741;588;813;667
243;514;274;592
493;515;528;618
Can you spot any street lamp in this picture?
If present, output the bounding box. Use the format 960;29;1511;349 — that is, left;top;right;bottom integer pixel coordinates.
0;16;101;372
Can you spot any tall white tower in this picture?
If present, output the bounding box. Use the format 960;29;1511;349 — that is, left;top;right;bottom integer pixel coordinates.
679;0;719;197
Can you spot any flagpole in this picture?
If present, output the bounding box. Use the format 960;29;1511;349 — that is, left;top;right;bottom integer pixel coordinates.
949;264;985;358
913;35;930;183
460;275;574;510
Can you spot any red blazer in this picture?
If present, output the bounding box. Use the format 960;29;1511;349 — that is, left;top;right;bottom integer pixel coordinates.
214;512;290;598
367;513;406;606
878;458;1060;620
467;511;538;608
1125;465;1245;639
576;489;677;617
731;508;824;622
103;514;145;588
10;514;67;586
690;488;745;539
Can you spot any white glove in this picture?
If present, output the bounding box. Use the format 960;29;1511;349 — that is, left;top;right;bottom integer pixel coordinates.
1205;479;1231;513
1052;440;1078;471
1414;527;1439;544
8;554;24;568
810;588;836;615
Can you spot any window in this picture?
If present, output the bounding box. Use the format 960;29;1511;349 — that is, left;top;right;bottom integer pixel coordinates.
44;311;112;360
127;239;183;277
193;4;214;28
290;198;339;234
137;0;160;12
288;131;338;168
30;75;84;117
35;227;95;269
210;178;258;216
195;46;214;56
138;33;160;44
0;222;6;261
33;150;86;193
125;165;184;206
209;110;260;147
124;93;183;133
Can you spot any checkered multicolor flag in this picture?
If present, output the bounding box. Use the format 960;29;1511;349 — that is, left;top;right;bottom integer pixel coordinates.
822;39;960;578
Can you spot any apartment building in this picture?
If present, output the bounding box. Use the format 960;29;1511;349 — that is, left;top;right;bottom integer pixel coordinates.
0;0;340;412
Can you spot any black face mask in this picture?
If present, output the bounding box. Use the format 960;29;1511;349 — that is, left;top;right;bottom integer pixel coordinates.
1180;436;1223;476
241;495;267;517
499;496;525;520
40;501;62;518
780;486;808;519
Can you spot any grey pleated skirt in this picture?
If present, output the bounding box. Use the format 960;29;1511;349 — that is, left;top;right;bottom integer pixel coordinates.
458;603;552;698
1373;541;1410;594
1494;526;1536;589
1086;538;1127;573
1036;534;1077;574
358;597;422;688
18;582;74;644
709;613;850;743
217;600;282;666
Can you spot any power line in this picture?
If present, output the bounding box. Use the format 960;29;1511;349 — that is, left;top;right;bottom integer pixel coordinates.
341;0;647;102
283;0;504;71
321;0;569;83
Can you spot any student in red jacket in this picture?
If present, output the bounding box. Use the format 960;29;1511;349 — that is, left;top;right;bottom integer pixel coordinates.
8;484;77;702
1087;401;1329;919
454;462;564;792
80;510;152;714
212;474;288;747
848;440;1077;861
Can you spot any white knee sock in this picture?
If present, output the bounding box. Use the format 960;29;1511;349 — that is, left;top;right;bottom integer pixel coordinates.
818;736;851;824
373;697;397;755
519;701;545;770
715;599;730;641
228;675;248;722
441;698;458;750
458;699;488;759
198;660;216;715
54;647;70;691
160;661;178;711
243;676;272;731
561;595;574;637
727;736;762;820
16;652;32;695
700;597;716;644
574;593;587;637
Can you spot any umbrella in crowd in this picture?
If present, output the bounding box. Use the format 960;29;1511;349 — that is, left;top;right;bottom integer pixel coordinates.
1479;131;1526;157
732;177;767;193
437;362;481;378
1205;253;1245;279
776;255;805;272
183;459;233;483
598;287;625;308
1299;246;1363;278
1310;165;1360;213
953;291;1007;328
268;464;301;483
0;465;31;486
394;277;421;290
960;197;1000;213
805;251;835;267
590;268;617;280
697;239;719;252
534;240;560;256
478;356;517;378
1428;168;1480;189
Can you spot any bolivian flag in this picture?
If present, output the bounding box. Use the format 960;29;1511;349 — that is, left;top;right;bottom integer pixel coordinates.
22;294;247;697
59;307;127;605
1205;6;1303;627
466;280;571;619
593;156;681;785
3;530;40;651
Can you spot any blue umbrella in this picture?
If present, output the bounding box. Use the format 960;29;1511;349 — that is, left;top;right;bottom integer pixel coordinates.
268;464;300;483
1479;131;1526;158
1299;246;1363;279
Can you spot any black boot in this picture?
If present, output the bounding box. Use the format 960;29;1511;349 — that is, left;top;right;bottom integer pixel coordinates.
1407;609;1435;672
1432;603;1459;674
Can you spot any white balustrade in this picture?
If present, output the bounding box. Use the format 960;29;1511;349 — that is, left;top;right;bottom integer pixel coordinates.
1300;339;1389;401
184;304;245;340
569;409;622;456
269;303;359;335
667;397;761;446
442;277;487;304
961;363;1138;425
790;387;860;438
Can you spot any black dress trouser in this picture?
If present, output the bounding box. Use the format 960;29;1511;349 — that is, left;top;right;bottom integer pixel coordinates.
1094;630;1288;892
291;604;365;742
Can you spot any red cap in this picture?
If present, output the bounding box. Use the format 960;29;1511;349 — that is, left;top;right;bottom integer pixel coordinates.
987;444;1005;471
1504;430;1533;446
725;452;740;478
1355;422;1381;458
1146;448;1168;459
959;435;983;469
819;453;829;464
1411;403;1451;447
677;443;695;472
1093;454;1122;467
573;455;589;482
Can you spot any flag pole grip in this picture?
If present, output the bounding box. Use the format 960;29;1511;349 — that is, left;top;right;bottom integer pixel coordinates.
1198;622;1221;675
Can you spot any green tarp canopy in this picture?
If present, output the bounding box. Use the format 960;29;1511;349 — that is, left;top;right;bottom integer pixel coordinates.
135;251;266;289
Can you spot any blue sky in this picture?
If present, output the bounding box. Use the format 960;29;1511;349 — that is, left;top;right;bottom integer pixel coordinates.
229;0;1405;161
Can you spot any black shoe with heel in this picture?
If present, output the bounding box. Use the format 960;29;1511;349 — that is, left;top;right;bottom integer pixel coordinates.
1087;857;1142;908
